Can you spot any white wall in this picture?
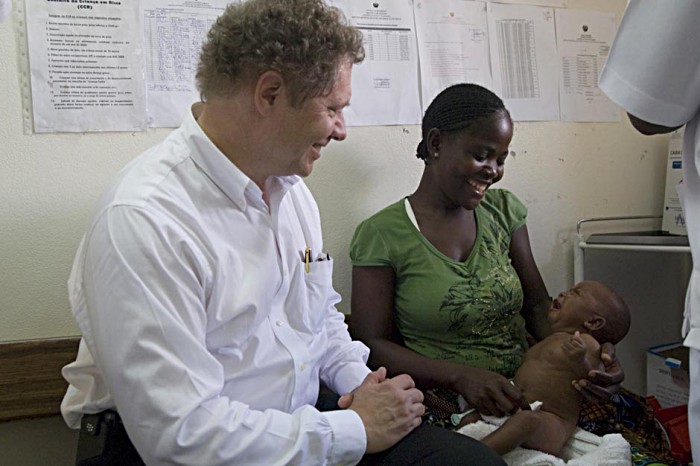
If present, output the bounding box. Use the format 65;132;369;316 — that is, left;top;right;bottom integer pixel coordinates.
0;0;671;461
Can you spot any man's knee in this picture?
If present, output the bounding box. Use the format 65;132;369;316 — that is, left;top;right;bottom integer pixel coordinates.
377;424;505;466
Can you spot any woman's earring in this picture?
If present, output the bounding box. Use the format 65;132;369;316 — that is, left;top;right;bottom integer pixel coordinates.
434;151;439;159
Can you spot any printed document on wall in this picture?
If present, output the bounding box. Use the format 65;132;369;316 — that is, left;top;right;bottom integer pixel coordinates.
485;0;565;7
25;0;146;132
331;0;421;126
0;0;10;23
487;2;559;121
142;0;233;128
413;0;491;110
556;9;618;122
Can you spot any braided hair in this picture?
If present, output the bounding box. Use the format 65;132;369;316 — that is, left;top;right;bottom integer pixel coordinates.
416;84;510;161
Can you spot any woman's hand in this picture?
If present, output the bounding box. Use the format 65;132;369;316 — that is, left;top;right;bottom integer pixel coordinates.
453;366;529;417
573;342;624;402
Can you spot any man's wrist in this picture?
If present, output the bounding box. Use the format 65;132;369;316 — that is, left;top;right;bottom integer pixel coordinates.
321;409;367;464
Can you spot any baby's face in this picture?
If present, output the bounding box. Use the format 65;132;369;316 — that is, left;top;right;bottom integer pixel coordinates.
548;281;609;330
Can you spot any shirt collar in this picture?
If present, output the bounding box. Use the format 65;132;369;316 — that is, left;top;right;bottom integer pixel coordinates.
182;105;300;211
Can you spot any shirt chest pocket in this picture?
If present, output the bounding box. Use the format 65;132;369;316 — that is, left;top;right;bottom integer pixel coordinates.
286;257;334;332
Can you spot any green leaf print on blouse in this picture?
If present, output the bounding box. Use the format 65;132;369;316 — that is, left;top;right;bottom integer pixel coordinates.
438;217;522;337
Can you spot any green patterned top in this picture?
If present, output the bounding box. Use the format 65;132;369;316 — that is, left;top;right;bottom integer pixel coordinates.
350;189;528;378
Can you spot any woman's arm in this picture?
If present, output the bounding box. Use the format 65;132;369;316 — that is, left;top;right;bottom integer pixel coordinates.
574;342;625;401
508;225;552;341
351;266;528;416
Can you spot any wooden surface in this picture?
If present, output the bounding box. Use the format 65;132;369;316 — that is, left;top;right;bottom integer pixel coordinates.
0;337;80;422
0;314;352;422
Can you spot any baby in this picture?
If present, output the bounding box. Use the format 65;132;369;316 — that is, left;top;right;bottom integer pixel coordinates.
463;280;631;457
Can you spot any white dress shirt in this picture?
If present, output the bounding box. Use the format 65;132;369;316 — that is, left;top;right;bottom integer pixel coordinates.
599;0;700;351
61;108;371;465
599;3;700;459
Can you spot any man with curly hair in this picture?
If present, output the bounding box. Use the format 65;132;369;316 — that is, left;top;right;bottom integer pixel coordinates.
60;1;505;464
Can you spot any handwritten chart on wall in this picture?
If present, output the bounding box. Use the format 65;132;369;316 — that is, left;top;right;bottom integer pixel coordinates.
143;0;230;127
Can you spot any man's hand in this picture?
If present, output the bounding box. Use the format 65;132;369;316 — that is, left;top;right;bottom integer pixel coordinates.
573;341;624;402
337;367;387;409
339;368;425;454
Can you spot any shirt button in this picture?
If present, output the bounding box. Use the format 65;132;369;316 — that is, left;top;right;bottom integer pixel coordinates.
300;363;306;370
276;320;284;327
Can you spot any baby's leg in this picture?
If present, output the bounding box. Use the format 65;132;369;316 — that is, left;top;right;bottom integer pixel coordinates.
481;410;576;456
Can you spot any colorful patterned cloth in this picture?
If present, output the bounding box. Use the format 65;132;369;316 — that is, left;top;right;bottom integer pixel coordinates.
424;387;677;465
578;388;674;464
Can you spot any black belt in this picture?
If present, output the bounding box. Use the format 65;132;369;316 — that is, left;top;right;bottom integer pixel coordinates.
75;386;342;465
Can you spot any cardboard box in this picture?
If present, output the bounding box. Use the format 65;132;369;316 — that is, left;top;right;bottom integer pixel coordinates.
646;342;690;408
662;130;688;236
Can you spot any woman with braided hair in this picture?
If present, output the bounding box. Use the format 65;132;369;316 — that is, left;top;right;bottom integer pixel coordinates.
349;83;624;428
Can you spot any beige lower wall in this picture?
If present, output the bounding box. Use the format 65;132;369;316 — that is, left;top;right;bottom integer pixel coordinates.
0;417;78;465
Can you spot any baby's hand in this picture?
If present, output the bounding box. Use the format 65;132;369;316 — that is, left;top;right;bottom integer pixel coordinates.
562;331;586;361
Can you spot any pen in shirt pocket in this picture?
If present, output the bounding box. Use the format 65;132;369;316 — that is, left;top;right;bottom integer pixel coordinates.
302;248;331;273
